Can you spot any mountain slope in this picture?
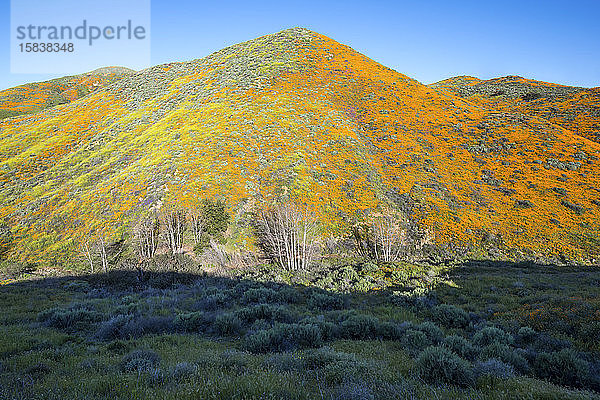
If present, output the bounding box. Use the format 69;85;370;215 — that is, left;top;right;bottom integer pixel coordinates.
1;28;599;264
431;75;600;143
0;66;134;120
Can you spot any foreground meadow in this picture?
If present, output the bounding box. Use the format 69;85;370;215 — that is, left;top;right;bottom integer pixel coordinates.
0;260;599;399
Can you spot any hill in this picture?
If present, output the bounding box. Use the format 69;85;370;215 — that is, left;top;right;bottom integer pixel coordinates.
0;28;599;265
431;75;600;143
0;66;134;120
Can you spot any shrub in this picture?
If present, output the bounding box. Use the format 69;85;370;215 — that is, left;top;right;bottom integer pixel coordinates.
64;280;91;291
242;288;279;304
473;359;515;380
120;316;174;338
431;304;470;329
308;291;346;311
480;343;529;374
300;316;339;341
402;329;432;352
443;335;479;361
243;323;322;353
38;306;101;331
332;382;375;400
377;321;403;340
532;332;571;352
322;358;380;385
415;346;474;387
235;304;297;324
522;92;543;101
264;352;303;372
195;293;228;311
516;326;537;346
416;321;444;344
276;286;303;304
472;326;513;347
95;315;173;340
214;313;243;336
120;349;160;372
220;349;250;373
174;312;209;332
169;362;197;382
301;347;358;369
340;314;380;340
95;314;134;341
533;349;591;388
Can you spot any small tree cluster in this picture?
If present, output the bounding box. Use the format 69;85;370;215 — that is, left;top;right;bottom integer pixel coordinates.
132;215;160;261
351;209;433;263
352;212;407;263
253;203;319;272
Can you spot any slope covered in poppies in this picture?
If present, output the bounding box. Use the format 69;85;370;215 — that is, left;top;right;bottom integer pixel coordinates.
1;28;599;265
431;75;600;143
0;66;134;120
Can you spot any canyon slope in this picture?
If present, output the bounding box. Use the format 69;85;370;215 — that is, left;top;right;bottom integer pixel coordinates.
1;28;599;264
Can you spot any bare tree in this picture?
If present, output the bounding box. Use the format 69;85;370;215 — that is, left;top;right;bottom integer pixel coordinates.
352;210;432;263
254;203;319;271
80;240;94;273
132;215;159;261
162;206;186;254
189;210;205;245
98;234;109;273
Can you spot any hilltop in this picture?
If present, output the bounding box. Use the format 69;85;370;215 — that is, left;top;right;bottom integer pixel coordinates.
0;66;134;120
431;75;600;143
0;28;599;265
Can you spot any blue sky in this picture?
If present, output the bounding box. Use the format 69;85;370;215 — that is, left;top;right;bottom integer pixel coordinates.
1;0;599;90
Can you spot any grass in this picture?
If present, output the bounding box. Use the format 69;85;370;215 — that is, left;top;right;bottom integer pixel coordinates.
0;259;599;399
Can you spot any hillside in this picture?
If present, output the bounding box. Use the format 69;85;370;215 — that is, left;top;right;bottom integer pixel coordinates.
1;28;599;265
431;75;600;143
0;67;134;120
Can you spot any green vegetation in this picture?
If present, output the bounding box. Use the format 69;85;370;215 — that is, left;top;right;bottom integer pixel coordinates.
1;259;599;399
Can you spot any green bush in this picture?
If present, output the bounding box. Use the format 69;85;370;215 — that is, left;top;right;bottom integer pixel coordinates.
276;286;303;304
243;323;322;353
307;291;346;310
219;349;250;373
174;312;208;332
322;358;379;385
300;316;339;341
332;382;375;400
94;314;134;341
377;321;403;340
169;362;197;382
242;288;278;304
38;306;102;331
473;359;515;380
340;314;380;339
214;313;243;336
235;304;296;324
443;335;479;361
263;352;303;372
431;304;470;328
415;346;474;387
416;321;444;344
516;326;537;346
120;349;160;372
480;343;529;374
402;329;432;351
533;349;592;388
301;347;356;369
192;199;230;252
472;326;514;347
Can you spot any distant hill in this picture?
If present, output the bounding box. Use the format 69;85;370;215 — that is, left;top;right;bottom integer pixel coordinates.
0;66;134;120
430;75;600;143
0;28;599;264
